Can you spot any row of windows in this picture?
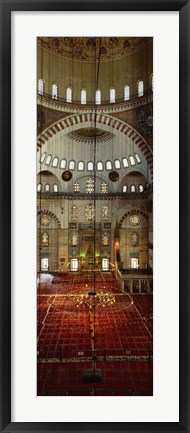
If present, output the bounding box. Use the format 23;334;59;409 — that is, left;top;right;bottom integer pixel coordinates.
41;230;139;248
37;182;144;194
37;183;58;192
123;184;144;193
72;205;109;222
40;153;141;170
38;75;153;103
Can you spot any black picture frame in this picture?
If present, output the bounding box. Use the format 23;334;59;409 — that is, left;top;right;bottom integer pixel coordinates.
0;1;189;432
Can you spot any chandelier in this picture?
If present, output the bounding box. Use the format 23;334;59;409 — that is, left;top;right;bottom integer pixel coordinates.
73;291;116;309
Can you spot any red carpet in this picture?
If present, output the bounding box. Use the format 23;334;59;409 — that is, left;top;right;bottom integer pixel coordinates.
37;272;153;396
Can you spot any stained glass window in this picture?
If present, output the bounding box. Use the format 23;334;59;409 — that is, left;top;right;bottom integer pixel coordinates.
69;160;75;170
45;184;50;192
95;89;101;104
41;231;49;247
37;183;42;192
106;161;112;170
102;206;109;221
110;88;116;103
131;232;139;246
66;87;72;103
86;178;94;193
122;157;129;168
60;159;67;169
131;185;136;192
38;79;44;95
52;157;59;167
53;184;58;192
70;232;78;246
78;161;84;171
135;153;141;164
97;161;103;171
81;89;87;104
129;156;136;166
52;84;58;100
124;85;130;101
138;80;144;97
40;152;46;163
71;206;78;221
46;155;52;166
87;162;94;171
114;159;121;169
101;182;108;193
102;232;109;246
85;204;95;221
73;182;80;193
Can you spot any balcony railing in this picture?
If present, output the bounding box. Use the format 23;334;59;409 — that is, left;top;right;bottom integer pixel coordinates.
37;190;152;199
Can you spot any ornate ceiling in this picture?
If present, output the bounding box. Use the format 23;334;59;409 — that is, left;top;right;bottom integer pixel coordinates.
37;37;151;62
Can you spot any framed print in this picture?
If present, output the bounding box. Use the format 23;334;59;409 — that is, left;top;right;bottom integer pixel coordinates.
0;0;189;432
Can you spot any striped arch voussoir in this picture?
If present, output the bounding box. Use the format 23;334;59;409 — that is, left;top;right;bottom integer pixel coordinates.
37;209;61;228
119;210;148;229
37;112;153;177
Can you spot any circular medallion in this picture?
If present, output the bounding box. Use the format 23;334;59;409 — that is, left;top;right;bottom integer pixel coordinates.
109;171;119;182
129;215;140;225
62;170;72;181
41;214;50;226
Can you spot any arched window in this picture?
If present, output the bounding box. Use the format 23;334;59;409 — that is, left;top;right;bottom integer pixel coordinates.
69;160;75;170
45;184;50;192
73;182;80;192
52;157;59;167
124;85;130;101
101;182;108;193
52;84;58;100
114;159;121;169
86;178;94;193
137;80;144;97
41;231;49;248
129;155;136;166
139;184;144;192
71;206;78;221
97;161;103;171
38;79;44;95
110;88;116;103
102;206;109;221
37;183;42;192
70;232;78;246
81;89;87;105
78;161;84;171
85;205;95;221
131;232;139;247
131;185;136;192
122;157;129;168
45;155;52;166
150;73;153;91
60;159;67;169
135;153;141;164
66;87;72;103
40;152;46;163
106;160;112;170
87;161;94;171
53;184;58;192
95;89;101;105
122;185;127;193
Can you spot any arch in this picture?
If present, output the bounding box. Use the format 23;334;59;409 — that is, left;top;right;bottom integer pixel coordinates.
119;209;148;229
37;112;153;178
37;209;61;228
